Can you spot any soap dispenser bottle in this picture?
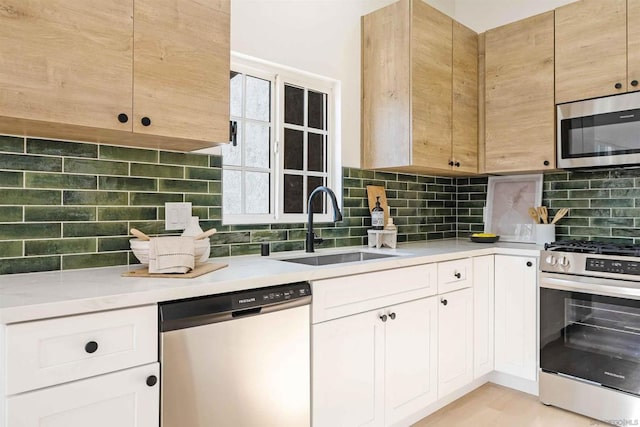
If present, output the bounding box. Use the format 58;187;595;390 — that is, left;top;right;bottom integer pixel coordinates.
371;196;384;230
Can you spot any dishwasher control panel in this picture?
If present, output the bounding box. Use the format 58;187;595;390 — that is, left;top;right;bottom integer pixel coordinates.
232;282;311;310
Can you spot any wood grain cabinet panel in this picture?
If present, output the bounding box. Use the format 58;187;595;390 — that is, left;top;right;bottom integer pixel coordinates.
627;0;640;92
484;12;555;173
0;0;133;132
452;22;478;174
555;0;628;104
0;0;229;151
133;0;229;143
362;0;478;176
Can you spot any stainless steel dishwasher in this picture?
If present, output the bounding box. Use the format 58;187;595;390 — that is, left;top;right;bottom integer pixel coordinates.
159;282;311;427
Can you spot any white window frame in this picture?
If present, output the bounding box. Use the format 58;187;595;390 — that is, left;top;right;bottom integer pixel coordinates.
223;52;342;225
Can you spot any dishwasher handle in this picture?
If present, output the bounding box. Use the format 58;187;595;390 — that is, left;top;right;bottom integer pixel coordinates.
159;281;311;332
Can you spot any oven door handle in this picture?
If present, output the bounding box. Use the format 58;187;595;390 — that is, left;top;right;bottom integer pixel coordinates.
540;273;640;300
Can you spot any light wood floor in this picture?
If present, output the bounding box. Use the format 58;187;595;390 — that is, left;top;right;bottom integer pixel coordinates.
413;383;604;427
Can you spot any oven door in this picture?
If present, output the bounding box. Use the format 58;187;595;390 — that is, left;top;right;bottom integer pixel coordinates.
540;273;640;396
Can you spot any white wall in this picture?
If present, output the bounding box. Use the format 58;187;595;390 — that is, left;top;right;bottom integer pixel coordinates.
454;0;576;33
231;0;576;168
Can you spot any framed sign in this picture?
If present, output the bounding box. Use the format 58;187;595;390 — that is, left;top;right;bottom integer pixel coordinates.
485;174;543;243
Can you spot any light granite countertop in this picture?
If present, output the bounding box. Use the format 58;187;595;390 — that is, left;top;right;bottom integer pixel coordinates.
0;239;542;324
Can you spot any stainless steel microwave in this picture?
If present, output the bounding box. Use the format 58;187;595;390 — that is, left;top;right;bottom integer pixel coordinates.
557;92;640;168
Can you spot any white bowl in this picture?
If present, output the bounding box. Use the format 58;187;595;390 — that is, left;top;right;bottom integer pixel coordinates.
130;238;211;265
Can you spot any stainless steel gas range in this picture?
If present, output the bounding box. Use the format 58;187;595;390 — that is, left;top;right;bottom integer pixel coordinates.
539;240;640;425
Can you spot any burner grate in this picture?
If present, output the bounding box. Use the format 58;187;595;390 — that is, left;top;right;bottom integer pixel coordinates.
544;240;640;257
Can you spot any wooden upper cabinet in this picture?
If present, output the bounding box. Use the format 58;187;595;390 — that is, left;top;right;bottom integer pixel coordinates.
0;0;133;132
133;0;230;143
452;22;478;175
411;1;453;173
362;0;478;176
628;0;640;92
555;0;628;104
484;11;555;173
0;0;229;151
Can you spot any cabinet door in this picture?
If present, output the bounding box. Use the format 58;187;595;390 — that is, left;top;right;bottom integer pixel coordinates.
385;297;438;425
411;0;452;170
473;255;494;378
7;363;159;427
437;288;473;398
452;21;478;174
555;0;627;104
313;311;385;427
628;0;640;91
494;255;537;381
484;12;555;174
133;0;230;144
0;0;133;131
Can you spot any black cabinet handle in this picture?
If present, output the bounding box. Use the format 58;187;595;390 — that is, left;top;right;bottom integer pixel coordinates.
117;113;129;123
526;261;533;267
389;312;396;320
141;117;151;127
543;160;550;166
454;272;461;279
230;121;238;146
84;341;98;354
615;82;623;89
146;375;158;387
455;162;461;167
448;161;454;166
380;314;388;322
441;298;448;306
632;80;639;87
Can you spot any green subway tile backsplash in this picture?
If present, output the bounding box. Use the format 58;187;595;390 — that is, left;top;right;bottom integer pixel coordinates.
6;133;640;274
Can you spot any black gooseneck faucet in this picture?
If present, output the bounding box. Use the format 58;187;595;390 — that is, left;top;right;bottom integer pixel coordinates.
306;186;343;253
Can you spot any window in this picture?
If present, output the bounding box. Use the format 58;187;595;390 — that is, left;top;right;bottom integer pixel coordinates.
222;53;341;224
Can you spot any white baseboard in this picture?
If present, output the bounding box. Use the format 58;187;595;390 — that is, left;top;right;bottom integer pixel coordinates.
489;371;539;396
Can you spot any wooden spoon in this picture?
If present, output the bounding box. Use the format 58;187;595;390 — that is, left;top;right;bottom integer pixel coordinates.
537;206;548;224
551;208;569;224
130;228;151;241
527;207;540;224
194;228;217;240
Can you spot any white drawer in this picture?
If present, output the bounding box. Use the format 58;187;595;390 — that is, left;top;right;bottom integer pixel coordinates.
5;305;157;395
438;258;472;294
312;264;437;323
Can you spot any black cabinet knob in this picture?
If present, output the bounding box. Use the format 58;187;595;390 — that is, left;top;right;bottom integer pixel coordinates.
454;272;461;279
441;298;448;306
146;375;158;387
380;314;388;322
117;113;129;123
526;261;533;267
633;80;639;87
84;341;98;354
543;160;550;166
448;161;454;166
389;312;396;320
141;117;152;127
455;162;461;167
615;82;623;89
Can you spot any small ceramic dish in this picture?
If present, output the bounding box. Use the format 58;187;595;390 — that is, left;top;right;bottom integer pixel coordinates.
470;235;500;243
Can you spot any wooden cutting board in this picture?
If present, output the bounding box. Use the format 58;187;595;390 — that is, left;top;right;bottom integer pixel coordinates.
122;262;228;278
366;185;389;225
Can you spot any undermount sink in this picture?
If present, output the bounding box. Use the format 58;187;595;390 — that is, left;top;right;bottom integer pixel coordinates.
280;251;397;266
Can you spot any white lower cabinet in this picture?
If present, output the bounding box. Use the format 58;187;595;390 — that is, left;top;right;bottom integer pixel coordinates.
6;363;160;427
494;254;537;381
313;297;438;427
473;255;494;378
437;287;473;398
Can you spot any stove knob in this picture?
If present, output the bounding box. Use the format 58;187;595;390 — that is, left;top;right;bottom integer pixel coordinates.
559;256;570;268
545;255;557;266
